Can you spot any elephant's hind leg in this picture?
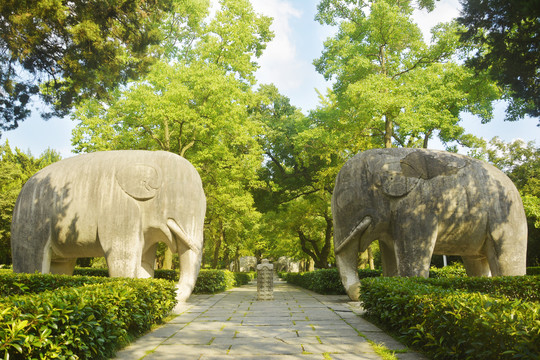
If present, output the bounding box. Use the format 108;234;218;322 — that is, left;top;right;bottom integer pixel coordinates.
484;231;526;276
462;256;491;276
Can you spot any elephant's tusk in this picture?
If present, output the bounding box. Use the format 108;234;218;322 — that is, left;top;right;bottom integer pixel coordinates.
167;219;199;253
335;216;372;254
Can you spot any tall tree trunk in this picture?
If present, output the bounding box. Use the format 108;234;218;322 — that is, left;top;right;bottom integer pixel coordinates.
384;113;393;149
163;248;173;269
367;246;374;270
212;222;224;269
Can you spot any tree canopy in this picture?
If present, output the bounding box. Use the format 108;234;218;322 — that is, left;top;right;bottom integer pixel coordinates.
458;0;540;120
0;0;208;133
314;0;500;150
72;0;272;269
0;0;538;270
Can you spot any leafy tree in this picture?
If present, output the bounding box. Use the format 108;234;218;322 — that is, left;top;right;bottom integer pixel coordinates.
0;0;208;132
458;0;540;119
314;0;499;150
252;85;339;268
72;0;272;269
0;142;61;264
471;138;540;265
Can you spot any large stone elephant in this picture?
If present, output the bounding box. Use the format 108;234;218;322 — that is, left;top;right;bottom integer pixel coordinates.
332;148;527;300
11;150;205;302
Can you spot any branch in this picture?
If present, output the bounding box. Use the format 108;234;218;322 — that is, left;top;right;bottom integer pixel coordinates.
138;124;166;149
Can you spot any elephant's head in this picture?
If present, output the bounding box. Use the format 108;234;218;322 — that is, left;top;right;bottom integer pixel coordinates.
332;149;468;300
117;155;206;302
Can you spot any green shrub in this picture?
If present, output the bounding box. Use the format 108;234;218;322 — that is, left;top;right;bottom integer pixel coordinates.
527;266;540;275
282;268;382;295
234;271;256;286
0;278;177;359
0;272;118;296
154;269;179;281
418;275;540;302
429;262;467;278
193;269;236;294
73;267;109;277
360;277;540;359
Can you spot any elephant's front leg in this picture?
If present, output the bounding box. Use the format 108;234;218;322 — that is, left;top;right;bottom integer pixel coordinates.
98;218;145;278
392;213;437;277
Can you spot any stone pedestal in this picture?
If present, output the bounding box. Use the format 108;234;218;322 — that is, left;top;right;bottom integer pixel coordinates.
257;259;274;301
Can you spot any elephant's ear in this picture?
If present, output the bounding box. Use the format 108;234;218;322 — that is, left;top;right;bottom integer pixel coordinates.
116;164;162;201
400;151;467;180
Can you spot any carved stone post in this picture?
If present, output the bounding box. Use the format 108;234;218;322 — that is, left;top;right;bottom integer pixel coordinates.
257;259;274;300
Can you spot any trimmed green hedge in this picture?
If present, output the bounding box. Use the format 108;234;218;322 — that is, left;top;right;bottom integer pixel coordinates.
281;268;381;294
0;278;177;359
360;277;540;359
0;272;118;296
73;268;257;293
417;275;540;302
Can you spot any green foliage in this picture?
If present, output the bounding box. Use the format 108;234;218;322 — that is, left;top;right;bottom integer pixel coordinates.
193;269;236;294
0;272;115;296
314;0;499;149
72;0;273;270
418;276;540;302
458;0;540;119
282;268;381;295
527;267;540;275
252;85;338;267
234;271;256;286
360;277;540;359
428;262;467;278
0;142;61;264
73;268;110;278
0;277;177;359
0;0;207;129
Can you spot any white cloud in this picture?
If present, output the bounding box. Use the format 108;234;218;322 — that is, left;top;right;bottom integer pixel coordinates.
413;0;461;43
250;0;305;91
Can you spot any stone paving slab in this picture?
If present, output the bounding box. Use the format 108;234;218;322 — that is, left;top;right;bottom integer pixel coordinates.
114;280;428;360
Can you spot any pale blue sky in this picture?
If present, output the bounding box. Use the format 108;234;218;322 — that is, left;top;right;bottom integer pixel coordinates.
3;0;538;158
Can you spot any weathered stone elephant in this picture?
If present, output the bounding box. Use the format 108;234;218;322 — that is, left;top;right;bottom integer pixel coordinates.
11;150;206;302
332;148;527;300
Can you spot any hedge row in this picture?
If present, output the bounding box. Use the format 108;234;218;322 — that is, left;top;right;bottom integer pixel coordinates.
1;269;256;298
281;268;381;294
360;277;540;359
1;279;177;359
417;275;540;302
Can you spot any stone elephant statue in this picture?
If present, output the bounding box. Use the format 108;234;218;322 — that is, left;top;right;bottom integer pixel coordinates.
11;150;206;302
332;148;527;300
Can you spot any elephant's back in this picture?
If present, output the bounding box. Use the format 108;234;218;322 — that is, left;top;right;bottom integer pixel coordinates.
13;150;203;219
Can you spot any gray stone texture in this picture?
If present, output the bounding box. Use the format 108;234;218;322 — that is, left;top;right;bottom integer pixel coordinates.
332;148;528;300
114;280;426;360
11;150;206;302
257;259;274;300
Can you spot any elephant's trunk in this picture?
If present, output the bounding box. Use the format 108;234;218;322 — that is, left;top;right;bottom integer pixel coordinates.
167;219;202;302
176;246;201;302
335;216;371;254
335;216;371;301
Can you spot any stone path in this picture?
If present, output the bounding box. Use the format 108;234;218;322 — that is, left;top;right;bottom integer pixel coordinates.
114;280;427;360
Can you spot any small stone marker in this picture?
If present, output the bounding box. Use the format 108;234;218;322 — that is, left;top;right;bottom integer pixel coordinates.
257;259;274;300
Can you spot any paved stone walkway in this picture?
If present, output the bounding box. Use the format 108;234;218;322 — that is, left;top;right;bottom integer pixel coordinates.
114;280;427;360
